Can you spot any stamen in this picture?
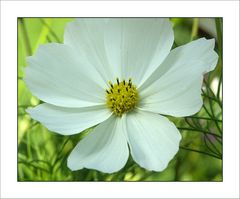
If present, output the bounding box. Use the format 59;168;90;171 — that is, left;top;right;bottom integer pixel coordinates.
106;77;139;117
128;78;132;88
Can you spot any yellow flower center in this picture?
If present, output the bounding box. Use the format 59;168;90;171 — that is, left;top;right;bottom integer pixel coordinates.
106;78;139;117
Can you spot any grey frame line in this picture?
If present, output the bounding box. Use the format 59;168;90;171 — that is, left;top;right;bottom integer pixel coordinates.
16;17;223;182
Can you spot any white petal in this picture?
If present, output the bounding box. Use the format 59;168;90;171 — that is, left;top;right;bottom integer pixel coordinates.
27;103;112;135
126;110;181;171
24;43;107;108
67;115;129;173
104;18;174;86
64;18;119;83
139;38;218;117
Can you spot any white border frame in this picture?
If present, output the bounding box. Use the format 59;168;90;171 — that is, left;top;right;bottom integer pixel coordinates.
1;1;239;198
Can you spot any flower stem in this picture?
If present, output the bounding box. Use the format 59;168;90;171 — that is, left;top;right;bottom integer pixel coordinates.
39;18;61;43
202;92;222;108
19;18;32;55
203;134;222;156
177;127;222;139
190;18;199;41
215;18;223;61
217;73;222;100
180;146;222;160
203;79;222;108
206;76;222;134
185;115;222;122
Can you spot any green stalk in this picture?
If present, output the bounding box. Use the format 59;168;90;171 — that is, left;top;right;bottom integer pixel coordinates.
19;18;32;55
185;115;222;122
215;18;223;61
217;73;222;100
202;92;222;108
39;18;61;43
203;134;222;156
206;75;222;134
190;18;199;41
180;146;222;160
203;79;222;108
177;127;222;139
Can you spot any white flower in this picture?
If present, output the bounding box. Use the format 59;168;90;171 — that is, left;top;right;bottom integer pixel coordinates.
25;18;218;173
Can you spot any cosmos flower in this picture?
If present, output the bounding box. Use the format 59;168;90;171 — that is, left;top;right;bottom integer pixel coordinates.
25;18;218;173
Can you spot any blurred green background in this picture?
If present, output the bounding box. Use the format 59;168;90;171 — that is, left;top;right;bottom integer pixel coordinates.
18;18;222;181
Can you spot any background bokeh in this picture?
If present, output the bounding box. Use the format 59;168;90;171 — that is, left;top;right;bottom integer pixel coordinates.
18;18;222;181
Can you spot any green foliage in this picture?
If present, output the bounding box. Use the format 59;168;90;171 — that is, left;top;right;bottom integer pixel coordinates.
18;18;222;181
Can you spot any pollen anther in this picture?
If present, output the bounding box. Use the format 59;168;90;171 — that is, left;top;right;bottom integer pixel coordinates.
106;78;139;117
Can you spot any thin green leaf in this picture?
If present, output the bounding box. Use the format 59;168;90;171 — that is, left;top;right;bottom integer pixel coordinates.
180;146;222;160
